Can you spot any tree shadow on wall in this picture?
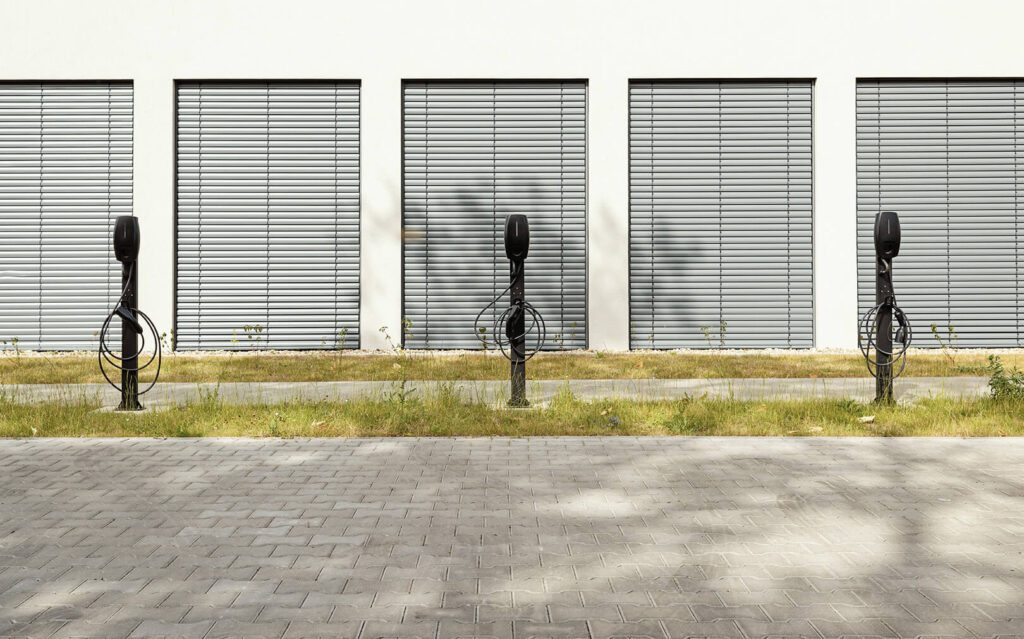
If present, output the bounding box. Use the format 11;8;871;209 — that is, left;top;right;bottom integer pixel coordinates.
407;180;584;350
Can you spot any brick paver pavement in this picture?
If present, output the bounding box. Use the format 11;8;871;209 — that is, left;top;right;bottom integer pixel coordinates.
0;437;1022;638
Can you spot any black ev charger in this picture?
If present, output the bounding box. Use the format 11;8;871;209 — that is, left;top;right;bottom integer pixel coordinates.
98;216;162;410
475;214;546;407
859;211;912;403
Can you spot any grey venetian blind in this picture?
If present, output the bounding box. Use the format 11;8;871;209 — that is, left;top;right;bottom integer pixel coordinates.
0;82;132;351
629;81;813;349
176;81;360;350
403;81;587;350
857;80;1024;347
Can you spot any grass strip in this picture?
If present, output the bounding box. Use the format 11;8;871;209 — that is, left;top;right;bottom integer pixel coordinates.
2;387;1021;438
0;351;1012;385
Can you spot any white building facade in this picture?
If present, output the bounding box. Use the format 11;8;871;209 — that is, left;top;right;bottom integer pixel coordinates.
1;0;1023;351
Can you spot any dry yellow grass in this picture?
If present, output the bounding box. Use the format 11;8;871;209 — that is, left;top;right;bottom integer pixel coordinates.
0;350;1014;385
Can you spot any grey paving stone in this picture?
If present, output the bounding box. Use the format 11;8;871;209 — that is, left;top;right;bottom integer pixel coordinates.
357;620;439;639
256;605;335;624
281;620;363;638
206;619;290;639
957;618;1024;637
0;619;69;639
57;617;142;639
511;620;590;638
660;619;744;639
550;604;622;622
587;619;670;639
437;620;514;639
880;617;977;638
734;617;824;638
107;605;191;625
691;604;771;623
158;591;236;608
127;619;214;638
513;590;583;607
179;605;262;623
1;438;1024;639
809;618;896;637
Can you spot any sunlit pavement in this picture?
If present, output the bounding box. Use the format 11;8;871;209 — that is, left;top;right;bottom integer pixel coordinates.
0;437;1022;639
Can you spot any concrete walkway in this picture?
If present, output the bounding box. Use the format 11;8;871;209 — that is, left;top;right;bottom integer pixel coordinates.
1;377;989;408
1;437;1022;638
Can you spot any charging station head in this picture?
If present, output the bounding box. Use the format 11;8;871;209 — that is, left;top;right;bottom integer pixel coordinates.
874;210;901;260
113;216;140;263
504;214;529;262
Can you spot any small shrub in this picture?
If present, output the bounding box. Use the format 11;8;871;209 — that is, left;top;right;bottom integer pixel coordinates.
401;317;414;347
379;325;401;353
160;330;176;352
930;323;959;366
1;337;20;366
335;328;349;354
553;331;565;351
986;355;1024;401
699;320;727;349
232;324;265;354
382;364;416;407
243;324;264;353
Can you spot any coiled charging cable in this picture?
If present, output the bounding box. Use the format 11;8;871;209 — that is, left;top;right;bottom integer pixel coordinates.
859;291;912;379
473;262;547;361
97;262;162;394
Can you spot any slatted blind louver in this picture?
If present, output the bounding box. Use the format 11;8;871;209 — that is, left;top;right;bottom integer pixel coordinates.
629;81;814;349
857;80;1024;348
176;82;360;350
0;82;132;351
402;81;587;350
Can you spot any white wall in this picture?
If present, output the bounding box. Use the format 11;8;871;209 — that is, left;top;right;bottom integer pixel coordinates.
3;0;1023;350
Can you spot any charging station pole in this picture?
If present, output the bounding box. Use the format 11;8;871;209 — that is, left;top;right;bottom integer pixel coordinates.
873;211;900;404
475;214;545;408
505;215;530;408
114;216;141;411
860;211;910;402
119;256;140;410
875;248;894;403
99;215;161;410
508;258;527;407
